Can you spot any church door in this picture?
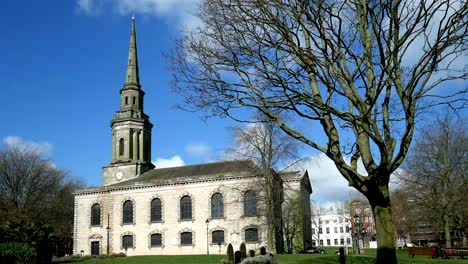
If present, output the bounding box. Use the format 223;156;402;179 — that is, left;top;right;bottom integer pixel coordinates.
91;241;100;256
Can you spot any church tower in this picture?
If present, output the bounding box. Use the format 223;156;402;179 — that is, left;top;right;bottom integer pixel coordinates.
102;17;155;186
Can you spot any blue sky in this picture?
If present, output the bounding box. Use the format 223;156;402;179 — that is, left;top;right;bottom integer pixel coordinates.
1;1;464;205
0;0;349;203
0;0;238;186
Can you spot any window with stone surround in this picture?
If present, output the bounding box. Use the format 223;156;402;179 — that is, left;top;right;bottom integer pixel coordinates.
212;230;224;244
151;198;162;222
245;228;258;243
180;196;192;220
211;193;223;218
150;233;162;247
180;232;192;245
244;190;257;217
122;234;133;249
123;200;133;224
91;203;101;226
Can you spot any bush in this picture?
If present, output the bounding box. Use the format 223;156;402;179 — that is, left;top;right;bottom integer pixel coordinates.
240;243;247;259
221;258;233;264
227;243;234;262
240;255;278;264
0;242;36;264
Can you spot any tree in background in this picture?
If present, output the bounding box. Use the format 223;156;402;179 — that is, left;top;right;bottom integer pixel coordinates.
399;112;467;247
390;190;416;246
170;0;466;262
282;190;303;253
0;146;81;257
226;112;301;253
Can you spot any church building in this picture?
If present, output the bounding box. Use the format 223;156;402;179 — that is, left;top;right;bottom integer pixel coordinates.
73;18;312;256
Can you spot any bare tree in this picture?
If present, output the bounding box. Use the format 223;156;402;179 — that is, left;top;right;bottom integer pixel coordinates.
390;190;416;246
170;0;467;261
225;112;301;253
282;190;303;253
0;146;81;256
310;201;323;246
399;112;467;247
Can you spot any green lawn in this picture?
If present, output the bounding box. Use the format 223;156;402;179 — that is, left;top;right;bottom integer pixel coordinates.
74;249;468;264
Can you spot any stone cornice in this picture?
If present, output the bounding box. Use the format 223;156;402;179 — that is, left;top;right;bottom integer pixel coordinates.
74;175;261;196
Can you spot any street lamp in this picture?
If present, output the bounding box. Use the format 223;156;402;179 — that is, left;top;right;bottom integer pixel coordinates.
106;214;110;255
354;214;361;255
206;219;210;255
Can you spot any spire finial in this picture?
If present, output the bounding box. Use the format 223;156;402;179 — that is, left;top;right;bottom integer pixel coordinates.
124;13;140;88
132;10;135;20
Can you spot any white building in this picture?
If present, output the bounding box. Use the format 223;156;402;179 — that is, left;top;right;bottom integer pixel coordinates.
73;17;312;256
311;206;352;248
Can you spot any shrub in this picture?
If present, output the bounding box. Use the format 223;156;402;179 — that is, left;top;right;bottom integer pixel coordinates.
240;243;247;259
221;258;233;264
240;255;278;264
227;243;234;262
51;254;81;263
235;250;242;264
249;249;255;257
0;242;36;264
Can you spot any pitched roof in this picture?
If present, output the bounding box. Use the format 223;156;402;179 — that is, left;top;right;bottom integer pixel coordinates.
108;160;257;187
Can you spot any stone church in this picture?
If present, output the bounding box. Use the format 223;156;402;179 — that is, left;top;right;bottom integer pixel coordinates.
73;18;312;256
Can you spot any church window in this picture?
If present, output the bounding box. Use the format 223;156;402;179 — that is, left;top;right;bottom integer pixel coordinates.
180;196;192;220
122;235;133;249
211;193;223;218
244;190;257;217
151;198;162;222
245;228;258;242
150;233;162;247
91;203;101;226
132;97;136;105
125;97;128;105
180;232;192;245
123;200;133;224
119;138;125;156
212;230;224;244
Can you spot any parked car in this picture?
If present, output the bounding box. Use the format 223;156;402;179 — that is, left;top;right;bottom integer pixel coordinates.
307;247;326;254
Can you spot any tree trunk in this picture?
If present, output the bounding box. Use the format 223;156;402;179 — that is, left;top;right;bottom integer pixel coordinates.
444;215;452;247
369;185;398;264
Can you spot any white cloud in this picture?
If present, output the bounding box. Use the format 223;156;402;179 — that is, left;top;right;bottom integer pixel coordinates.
76;0;201;28
2;136;53;157
185;143;211;157
153;155;185;168
293;153;362;204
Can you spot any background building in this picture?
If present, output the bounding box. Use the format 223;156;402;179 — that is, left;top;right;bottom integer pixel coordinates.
311;205;352;248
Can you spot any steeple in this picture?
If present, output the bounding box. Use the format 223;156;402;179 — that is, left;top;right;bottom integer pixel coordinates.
102;16;155;186
124;15;140;89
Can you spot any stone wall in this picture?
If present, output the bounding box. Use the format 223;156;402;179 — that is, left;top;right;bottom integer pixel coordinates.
74;177;272;256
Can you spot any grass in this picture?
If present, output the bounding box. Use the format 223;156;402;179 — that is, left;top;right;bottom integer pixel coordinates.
75;249;468;264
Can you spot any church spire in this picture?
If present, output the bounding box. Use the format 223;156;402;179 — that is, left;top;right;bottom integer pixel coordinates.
124;15;140;89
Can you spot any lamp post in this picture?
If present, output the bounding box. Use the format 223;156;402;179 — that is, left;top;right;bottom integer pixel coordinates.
106;214;110;255
354;214;361;255
206;219;210;255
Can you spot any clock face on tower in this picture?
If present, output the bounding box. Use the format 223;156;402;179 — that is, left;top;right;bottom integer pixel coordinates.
115;171;124;181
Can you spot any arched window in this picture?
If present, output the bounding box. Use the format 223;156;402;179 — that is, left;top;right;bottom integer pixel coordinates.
119;138;125;156
180;196;192;220
123;200;133;224
211;193;223;218
212;230;224;244
91;203;101;226
244;190;257;217
150;233;162;247
245;228;259;242
180;232;192;245
151;198;162;222
122;235;133;249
